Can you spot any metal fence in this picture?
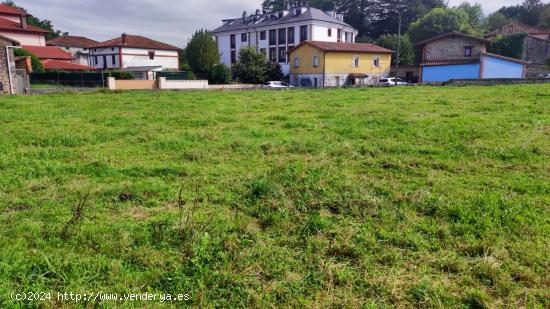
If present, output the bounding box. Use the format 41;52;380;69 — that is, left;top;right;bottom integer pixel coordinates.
156;71;193;80
29;71;133;87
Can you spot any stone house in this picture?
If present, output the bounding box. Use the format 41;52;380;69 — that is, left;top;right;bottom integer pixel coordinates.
417;32;527;83
0;34;21;94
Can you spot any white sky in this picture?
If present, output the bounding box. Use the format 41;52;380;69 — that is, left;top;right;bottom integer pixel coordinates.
13;0;542;47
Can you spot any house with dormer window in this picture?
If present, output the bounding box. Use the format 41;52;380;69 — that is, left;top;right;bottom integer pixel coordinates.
212;6;358;75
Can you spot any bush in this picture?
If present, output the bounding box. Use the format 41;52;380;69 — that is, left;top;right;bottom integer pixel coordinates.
232;47;283;84
14;48;44;72
545;56;550;66
210;64;231;84
108;71;133;80
488;33;527;60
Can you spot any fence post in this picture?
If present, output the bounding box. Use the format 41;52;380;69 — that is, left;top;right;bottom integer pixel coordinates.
107;77;116;90
158;77;167;90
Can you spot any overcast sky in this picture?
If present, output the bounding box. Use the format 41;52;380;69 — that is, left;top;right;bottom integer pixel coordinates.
14;0;537;47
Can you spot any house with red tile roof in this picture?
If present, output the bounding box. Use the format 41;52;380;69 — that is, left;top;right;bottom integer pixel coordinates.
0;3;48;46
47;33;98;66
86;33;180;79
485;22;550;41
22;45;96;71
416;32;527;83
288;41;393;87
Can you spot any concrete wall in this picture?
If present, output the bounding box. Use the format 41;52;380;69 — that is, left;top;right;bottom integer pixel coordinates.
160;78;208;90
108;77;209;90
422;64;481;83
108;78;157;90
522;36;550;65
424;37;486;61
482;55;525;79
0;31;46;46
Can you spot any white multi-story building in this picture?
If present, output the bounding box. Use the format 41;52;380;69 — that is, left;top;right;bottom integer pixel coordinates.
87;33;180;79
211;7;358;75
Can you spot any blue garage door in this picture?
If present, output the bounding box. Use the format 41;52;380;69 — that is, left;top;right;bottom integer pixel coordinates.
422;64;480;83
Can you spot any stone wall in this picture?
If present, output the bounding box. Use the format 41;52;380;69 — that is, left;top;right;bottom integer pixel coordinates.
522;36;550;65
424;37;486;61
0;37;19;95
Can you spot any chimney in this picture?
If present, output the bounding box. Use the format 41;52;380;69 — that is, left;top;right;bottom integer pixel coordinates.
63;32;69;37
20;14;27;28
242;11;247;22
122;33;128;44
255;9;261;15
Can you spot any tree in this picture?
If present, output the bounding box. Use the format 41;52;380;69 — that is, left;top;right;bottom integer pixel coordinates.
458;2;486;35
538;4;550;29
3;0;61;40
14;48;44;72
520;0;544;26
488;33;528;60
210;64;232;84
376;34;415;65
185;29;220;80
232;47;273;84
266;61;284;81
407;7;474;43
487;12;511;32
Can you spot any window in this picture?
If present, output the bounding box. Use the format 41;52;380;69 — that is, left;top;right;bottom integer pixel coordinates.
295;9;302;16
260;31;266;40
294;56;300;68
278;47;286;63
269;29;276;45
300;25;308;42
352;56;359;68
373;56;380;67
278;28;286;45
231;50;237;64
230;34;236;49
269;47;277;62
112;55;116;65
111;48;115;51
337;29;342;42
313;55;319;67
464;46;473;57
241;33;247;42
328;28;332;37
148;51;155;60
287;27;294;44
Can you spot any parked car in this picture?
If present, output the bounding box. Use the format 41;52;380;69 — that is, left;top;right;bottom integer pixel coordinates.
379;78;408;86
262;81;295;88
536;73;550;79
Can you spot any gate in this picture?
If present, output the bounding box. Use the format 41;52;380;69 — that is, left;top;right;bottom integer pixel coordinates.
15;69;27;94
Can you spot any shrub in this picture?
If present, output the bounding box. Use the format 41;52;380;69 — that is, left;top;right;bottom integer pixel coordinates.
14;48;44;72
488;33;527;60
210;64;231;84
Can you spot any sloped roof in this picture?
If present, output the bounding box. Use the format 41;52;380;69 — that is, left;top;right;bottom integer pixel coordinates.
0;34;20;45
22;45;73;60
0;3;26;16
482;52;528;64
0;17;49;34
42;59;96;71
485;21;550;38
47;35;98;48
421;59;478;66
211;7;355;34
87;34;180;51
416;31;491;46
291;41;393;53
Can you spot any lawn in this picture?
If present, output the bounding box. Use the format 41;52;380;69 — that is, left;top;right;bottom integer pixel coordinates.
0;85;549;308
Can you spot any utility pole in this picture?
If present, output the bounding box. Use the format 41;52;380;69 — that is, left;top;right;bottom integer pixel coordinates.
395;11;401;86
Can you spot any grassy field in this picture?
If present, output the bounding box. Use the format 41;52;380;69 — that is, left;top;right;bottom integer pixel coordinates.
0;85;549;308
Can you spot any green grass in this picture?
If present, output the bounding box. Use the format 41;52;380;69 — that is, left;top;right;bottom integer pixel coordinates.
0;85;549;308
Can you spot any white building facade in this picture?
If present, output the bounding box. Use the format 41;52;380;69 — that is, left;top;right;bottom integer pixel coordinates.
87;34;179;79
212;7;358;75
0;4;47;46
47;34;99;65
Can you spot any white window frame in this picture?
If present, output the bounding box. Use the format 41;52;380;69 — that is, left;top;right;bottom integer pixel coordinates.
313;55;319;67
352;56;360;68
373;56;380;67
294;56;300;68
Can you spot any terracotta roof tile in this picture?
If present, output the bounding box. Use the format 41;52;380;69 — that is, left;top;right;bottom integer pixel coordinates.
421;59;478;66
42;59;96;71
485;21;550;38
87;34;180;51
0;17;49;34
291;41;393;53
22;45;74;60
47;35;98;48
0;3;26;16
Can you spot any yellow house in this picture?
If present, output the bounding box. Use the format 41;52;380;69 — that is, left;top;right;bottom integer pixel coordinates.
288;41;393;87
